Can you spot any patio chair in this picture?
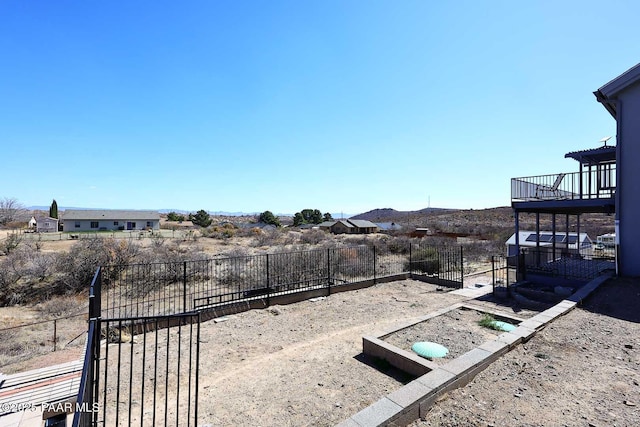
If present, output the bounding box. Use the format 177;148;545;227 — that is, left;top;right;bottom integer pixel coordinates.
535;173;566;199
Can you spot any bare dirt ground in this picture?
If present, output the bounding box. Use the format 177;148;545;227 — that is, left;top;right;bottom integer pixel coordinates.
412;277;640;427
102;280;465;426
96;276;640;427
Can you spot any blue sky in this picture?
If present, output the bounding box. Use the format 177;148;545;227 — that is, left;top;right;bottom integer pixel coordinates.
1;1;638;215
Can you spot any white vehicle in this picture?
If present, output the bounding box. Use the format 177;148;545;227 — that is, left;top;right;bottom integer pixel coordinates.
596;233;616;248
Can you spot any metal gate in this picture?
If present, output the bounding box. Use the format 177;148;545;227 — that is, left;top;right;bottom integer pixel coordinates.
94;314;200;427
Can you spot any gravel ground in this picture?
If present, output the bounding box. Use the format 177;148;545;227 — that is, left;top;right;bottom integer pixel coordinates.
383;308;503;363
412;277;640;427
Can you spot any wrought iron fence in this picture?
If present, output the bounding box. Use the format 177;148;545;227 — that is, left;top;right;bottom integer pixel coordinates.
92;314;201;427
409;243;463;288
73;269;201;427
490;255;517;297
99;245;454;319
73;243;462;426
511;167;616;202
520;246;615;281
73;268;102;427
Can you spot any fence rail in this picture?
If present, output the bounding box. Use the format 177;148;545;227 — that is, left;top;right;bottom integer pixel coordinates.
100;245;462;319
520;246;615;281
490;255;517;297
73;243;463;426
511;167;616;202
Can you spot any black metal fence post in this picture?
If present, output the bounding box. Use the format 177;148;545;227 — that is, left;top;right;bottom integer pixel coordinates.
266;253;271;306
409;243;412;275
460;246;464;288
183;261;188;313
491;256;496;288
373;246;377;284
327;248;331;296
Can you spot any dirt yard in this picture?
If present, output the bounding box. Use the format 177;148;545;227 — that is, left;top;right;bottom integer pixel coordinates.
412;277;640;427
94;276;639;427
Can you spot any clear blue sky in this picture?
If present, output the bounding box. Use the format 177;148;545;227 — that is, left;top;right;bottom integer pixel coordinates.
1;1;638;215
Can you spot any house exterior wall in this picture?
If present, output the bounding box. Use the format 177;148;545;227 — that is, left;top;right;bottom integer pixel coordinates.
331;222;353;234
62;219;160;232
617;82;640;276
36;219;58;233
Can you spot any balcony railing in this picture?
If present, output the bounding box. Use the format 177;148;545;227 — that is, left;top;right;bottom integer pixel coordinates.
511;167;616;203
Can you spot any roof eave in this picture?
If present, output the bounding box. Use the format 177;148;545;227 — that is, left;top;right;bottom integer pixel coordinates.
594;90;617;118
595;62;640;118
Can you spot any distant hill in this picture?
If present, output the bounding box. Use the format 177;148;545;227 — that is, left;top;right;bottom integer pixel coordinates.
349;206;614;242
351;207;454;223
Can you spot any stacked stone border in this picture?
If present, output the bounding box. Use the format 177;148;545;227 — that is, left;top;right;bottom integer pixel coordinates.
337;273;613;427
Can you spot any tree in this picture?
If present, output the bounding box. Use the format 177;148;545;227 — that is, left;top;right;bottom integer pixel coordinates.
323;212;333;222
259;211;281;227
301;209;323;224
293;212;305;227
189;209;212;227
49;199;58;219
293;208;325;226
0;197;27;225
167;212;185;222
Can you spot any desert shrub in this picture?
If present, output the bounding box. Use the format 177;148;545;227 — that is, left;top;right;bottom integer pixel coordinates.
268;250;327;287
253;229;281;247
222;247;251;258
55;239;113;293
330;247;373;279
203;223;237;240
217;254;258;291
0;255;27;304
386;236;411;254
0;232;22;255
299;229;328;245
36;296;82;318
407;247;440;274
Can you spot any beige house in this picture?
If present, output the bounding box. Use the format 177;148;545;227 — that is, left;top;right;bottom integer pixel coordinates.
318;219;379;234
61;210;160;232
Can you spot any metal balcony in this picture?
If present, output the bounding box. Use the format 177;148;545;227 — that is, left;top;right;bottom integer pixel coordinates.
511;167;616;203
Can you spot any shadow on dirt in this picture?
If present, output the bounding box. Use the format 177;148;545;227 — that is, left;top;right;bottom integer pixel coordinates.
353;353;416;385
580;277;640;323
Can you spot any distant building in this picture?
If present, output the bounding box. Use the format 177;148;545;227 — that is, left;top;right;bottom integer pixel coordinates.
375;222;403;232
409;228;432;238
36;216;59;233
318;219;379;234
505;231;592;257
61;210;160;232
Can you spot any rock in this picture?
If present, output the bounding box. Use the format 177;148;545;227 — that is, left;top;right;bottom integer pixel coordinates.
624;344;633;349
268;307;283;315
624;400;636;406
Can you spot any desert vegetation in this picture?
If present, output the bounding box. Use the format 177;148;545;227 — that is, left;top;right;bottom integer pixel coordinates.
0;223;502;308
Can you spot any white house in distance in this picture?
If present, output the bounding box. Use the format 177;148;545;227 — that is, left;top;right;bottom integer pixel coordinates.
61;210;160;232
506;231;592;257
36;216;59;233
